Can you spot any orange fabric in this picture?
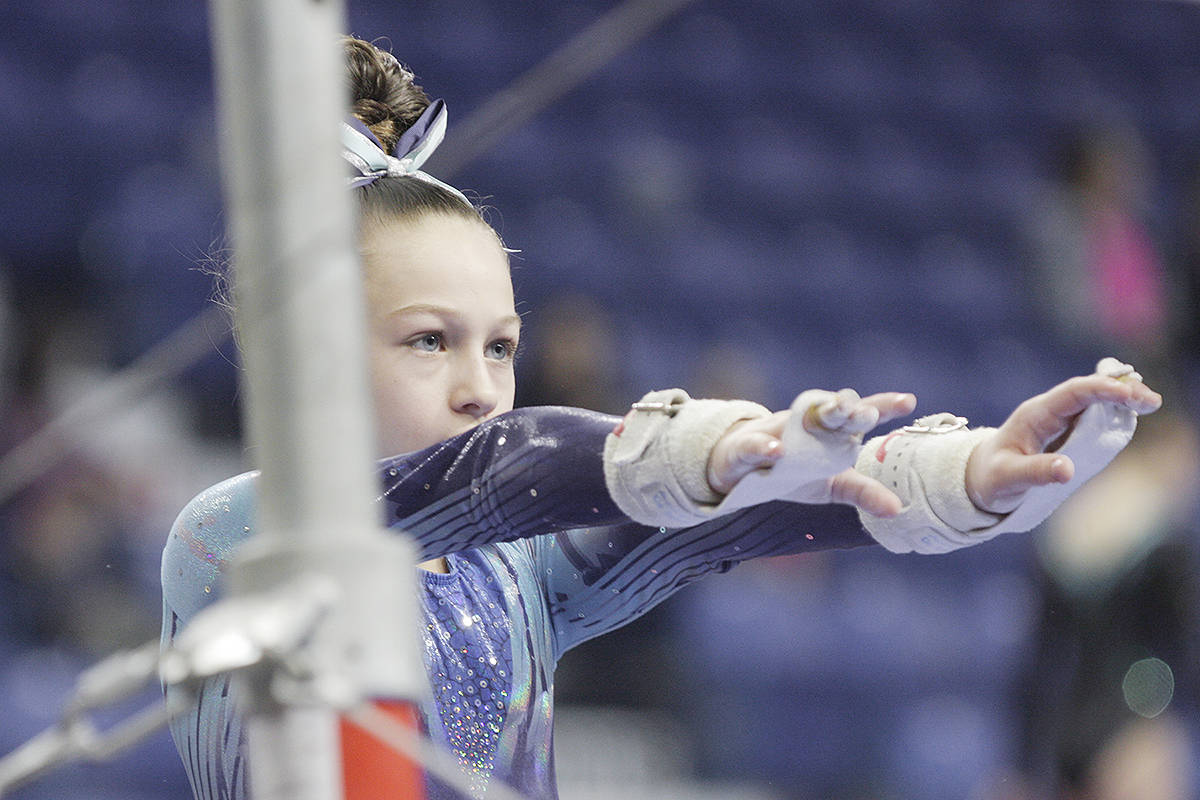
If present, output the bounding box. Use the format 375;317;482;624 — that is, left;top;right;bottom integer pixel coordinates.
340;700;426;799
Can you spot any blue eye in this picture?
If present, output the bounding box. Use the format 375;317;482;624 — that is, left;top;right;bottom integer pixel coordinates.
487;339;517;361
410;333;442;352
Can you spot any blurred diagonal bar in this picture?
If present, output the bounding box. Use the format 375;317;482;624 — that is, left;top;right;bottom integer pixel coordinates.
0;303;232;506
434;0;699;177
0;0;696;507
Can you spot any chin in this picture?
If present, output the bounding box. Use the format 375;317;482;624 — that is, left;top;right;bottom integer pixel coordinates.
378;420;491;458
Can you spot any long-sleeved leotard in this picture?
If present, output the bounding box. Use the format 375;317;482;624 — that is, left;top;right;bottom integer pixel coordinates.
161;405;872;800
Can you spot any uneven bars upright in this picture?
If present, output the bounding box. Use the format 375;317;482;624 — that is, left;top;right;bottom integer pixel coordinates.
207;0;422;799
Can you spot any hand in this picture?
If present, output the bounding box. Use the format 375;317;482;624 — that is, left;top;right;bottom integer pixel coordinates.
708;390;917;517
965;368;1162;514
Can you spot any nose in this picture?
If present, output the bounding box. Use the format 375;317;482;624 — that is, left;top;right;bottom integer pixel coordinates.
450;355;499;420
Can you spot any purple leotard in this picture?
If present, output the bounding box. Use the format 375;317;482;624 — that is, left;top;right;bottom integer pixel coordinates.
161;406;871;799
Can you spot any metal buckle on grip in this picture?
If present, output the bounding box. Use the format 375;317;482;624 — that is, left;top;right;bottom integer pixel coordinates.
630;399;685;417
902;414;968;434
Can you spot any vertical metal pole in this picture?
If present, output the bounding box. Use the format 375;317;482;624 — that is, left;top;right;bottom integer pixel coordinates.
207;1;424;799
209;0;374;541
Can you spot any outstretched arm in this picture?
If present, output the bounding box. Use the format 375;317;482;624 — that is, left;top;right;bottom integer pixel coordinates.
166;389;907;602
391;387;916;561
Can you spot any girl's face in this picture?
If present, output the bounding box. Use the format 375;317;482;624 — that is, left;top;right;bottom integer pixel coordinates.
362;213;519;457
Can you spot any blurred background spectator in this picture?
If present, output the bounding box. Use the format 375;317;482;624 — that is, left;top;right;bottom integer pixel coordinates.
1014;400;1200;800
1170;154;1200;397
1025;121;1170;364
2;0;1199;797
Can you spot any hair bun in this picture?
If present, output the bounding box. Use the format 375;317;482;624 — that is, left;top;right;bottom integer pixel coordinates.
343;36;430;154
351;98;393;128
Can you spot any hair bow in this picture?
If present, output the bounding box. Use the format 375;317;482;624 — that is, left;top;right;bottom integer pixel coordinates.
340;99;469;204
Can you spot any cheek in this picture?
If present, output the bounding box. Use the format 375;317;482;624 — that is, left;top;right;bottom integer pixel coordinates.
373;386;447;457
367;349;427;450
367;348;401;412
370;380;415;455
497;370;517;414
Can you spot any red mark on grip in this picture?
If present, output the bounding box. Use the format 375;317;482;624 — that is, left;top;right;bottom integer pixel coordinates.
876;430;903;463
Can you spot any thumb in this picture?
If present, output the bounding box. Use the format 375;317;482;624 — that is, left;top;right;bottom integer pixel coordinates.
708;432;783;493
828;469;904;518
1013;452;1075;490
979;452;1075;513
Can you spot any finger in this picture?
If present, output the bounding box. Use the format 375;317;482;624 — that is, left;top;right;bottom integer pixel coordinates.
738;432;784;468
1060;373;1162;415
1000;377;1120;453
811;388;861;430
858;392;918;426
828;469;903;518
1084;369;1163;415
1127;381;1163;415
976;452;1075;513
1036;374;1140;421
812;389;908;434
1008;373;1161;453
747;410;789;441
841;404;881;435
709;431;783;493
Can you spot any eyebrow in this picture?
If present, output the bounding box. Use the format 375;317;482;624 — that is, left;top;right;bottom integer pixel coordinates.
388;303;522;329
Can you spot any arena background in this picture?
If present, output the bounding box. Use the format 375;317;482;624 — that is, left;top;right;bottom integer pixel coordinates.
1;0;1199;797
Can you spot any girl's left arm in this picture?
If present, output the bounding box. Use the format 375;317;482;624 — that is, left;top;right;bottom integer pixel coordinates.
537;501;873;660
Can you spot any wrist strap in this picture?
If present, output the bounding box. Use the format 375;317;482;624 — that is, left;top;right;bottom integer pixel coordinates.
855;417;1000;554
603;390;770;527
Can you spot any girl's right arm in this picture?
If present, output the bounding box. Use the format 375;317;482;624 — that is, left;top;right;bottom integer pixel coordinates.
388;388;904;562
381;405;628;560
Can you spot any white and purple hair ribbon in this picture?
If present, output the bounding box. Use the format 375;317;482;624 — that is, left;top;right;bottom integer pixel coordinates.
340;98;470;204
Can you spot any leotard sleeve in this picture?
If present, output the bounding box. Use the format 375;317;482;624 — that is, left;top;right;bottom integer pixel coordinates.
535;502;872;661
379;406;627;561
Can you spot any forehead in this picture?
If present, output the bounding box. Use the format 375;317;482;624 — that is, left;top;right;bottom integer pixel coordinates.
360;213;513;309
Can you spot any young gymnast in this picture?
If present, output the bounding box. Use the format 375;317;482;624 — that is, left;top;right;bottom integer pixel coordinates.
160;37;1162;800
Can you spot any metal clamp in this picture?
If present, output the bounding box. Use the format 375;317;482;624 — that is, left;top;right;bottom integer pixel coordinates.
630;399;685;417
902;414;969;434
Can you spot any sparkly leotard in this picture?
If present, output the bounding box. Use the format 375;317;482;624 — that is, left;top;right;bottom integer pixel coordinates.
161;406;871;799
